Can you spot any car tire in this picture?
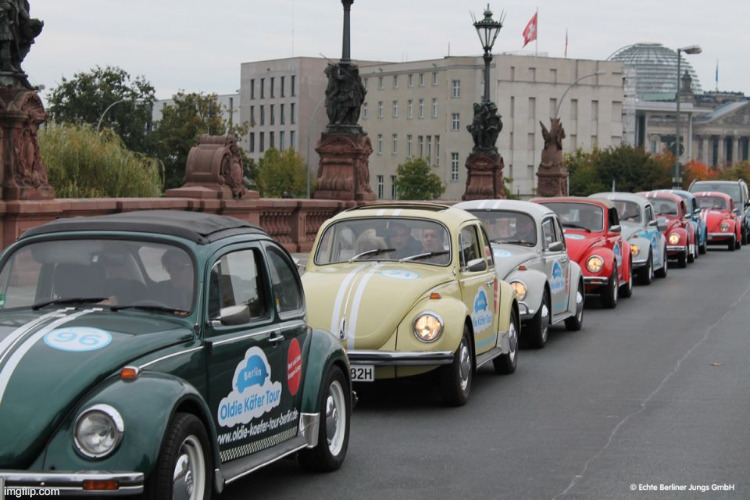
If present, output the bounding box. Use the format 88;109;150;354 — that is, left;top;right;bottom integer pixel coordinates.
699;235;707;254
494;307;519;375
144;413;212;500
600;268;618;309
298;365;351;471
655;247;668;278
440;325;473;406
637;252;654;285
524;291;550;349
677;247;688;268
688;243;696;263
729;236;736;251
620;259;633;298
742;226;748;245
564;281;584;331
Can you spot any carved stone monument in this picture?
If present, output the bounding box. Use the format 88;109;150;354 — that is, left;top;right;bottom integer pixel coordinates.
313;0;374;201
536;118;568;197
0;0;53;200
165;134;256;200
462;101;505;200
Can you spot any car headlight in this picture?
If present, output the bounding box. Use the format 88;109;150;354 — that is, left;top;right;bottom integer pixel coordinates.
74;404;124;459
510;281;527;301
720;222;730;232
668;233;680;245
413;313;443;343
630;244;640;257
586;255;604;273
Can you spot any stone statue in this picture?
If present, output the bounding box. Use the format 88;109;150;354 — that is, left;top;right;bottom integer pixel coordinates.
539;118;566;169
324;62;366;129
467;101;502;150
0;0;43;77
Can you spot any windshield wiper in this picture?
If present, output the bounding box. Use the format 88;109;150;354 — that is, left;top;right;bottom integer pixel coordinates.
32;297;108;310
402;250;450;262
111;304;187;313
562;223;591;232
349;248;396;262
499;239;535;246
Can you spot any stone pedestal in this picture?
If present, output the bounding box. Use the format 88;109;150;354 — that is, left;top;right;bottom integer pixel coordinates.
462;149;504;201
536;167;568;197
314;132;375;201
0;83;54;201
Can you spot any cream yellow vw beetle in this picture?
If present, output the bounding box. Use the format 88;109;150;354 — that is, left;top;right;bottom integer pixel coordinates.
302;203;519;406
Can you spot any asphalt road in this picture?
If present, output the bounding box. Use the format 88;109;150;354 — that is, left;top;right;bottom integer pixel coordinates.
225;246;750;500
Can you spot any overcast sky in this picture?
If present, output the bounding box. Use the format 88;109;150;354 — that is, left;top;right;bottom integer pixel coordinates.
23;0;750;102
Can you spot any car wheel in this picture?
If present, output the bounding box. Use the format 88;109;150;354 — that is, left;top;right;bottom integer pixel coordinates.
677;247;688;268
564;281;584;331
743;227;748;245
440;325;473;406
637;252;653;285
688;243;696;263
729;236;736;251
494;307;519;375
699;235;707;254
299;365;351;471
145;413;212;500
736;235;742;249
655;247;668;278
524;291;550;349
620;260;633;298
600;268;618;309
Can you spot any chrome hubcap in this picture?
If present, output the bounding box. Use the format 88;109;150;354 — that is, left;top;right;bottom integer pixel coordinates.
172;435;205;500
508;320;518;361
325;380;347;456
458;339;471;390
541;303;549;341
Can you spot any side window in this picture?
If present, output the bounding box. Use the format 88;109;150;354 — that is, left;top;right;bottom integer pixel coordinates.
609;207;619;227
459;225;485;271
541;218;556;248
209;249;269;325
645;205;654;223
479;225;494;267
553;218;566;249
266;245;303;315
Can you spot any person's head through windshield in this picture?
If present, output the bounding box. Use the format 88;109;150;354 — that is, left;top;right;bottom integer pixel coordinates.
389;222;420;258
162;249;194;311
420;227;445;253
514;216;535;243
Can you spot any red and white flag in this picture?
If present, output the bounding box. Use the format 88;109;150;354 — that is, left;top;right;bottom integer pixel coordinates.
522;12;537;47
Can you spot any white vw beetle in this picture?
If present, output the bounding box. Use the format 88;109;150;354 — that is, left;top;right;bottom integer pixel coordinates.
454;200;584;349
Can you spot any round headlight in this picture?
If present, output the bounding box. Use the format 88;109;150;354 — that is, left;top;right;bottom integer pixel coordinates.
74;404;124;459
668;233;680;245
720;222;730;232
630;244;640;257
586;255;604;273
413;313;443;343
510;281;527;301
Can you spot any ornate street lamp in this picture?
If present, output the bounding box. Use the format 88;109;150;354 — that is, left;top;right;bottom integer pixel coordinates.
674;44;701;187
471;5;504;198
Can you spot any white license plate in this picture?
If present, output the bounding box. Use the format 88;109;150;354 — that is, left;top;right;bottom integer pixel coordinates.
350;365;375;382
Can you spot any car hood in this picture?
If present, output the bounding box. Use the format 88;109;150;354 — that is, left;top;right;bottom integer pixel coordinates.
302;263;452;350
620;222;647;240
0;307;193;468
562;232;603;262
490;244;539;278
704;210;733;231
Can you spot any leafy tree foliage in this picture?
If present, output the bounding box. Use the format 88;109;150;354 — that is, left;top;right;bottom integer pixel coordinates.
256;148;308;198
683;159;750;188
39;124;162;198
149;91;250;190
393;157;445;200
567;145;672;195
46;66;155;153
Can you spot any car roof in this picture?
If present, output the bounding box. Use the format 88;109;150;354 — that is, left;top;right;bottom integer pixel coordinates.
652;189;693;199
589;192;651;207
534;196;615;209
453;199;554;219
331;202;481;226
20;210;266;244
693;191;733;201
641;191;683;203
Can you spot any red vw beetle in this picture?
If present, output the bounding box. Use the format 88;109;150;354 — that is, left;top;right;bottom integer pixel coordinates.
639;191;695;268
694;191;742;251
534;197;633;309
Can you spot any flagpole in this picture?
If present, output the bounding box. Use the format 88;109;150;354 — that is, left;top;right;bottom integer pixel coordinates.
535;8;538;56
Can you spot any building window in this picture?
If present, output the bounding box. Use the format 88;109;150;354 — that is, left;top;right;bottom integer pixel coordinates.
270;77;275;98
249;132;255;153
280;103;285;124
528;97;536;119
279;131;285;150
392;134;398;155
290;103;296;124
290;130;296;148
418;136;424;157
407;134;413;157
270;104;275;125
392;100;398;117
427;136;432;161
250;106;255;126
510;66;515;81
549;98;557;118
377;134;383;154
451;153;460;181
393;75;399;88
377;175;384;199
452;80;460;98
269;131;275;149
280;76;286;97
571;99;578;120
408;74;414;87
451;113;460;131
378;101;384;118
407;99;413;119
510;96;515;118
391;175;397;200
432;71;438;85
260;105;265;126
378;76;383;89
259;132;265;152
260;78;265;99
291;75;296;96
529;67;536;82
250;79;255;100
592;100;599;122
419;73;425;86
550;68;557;84
418;99;424;118
432;98;438;118
435;136;441;165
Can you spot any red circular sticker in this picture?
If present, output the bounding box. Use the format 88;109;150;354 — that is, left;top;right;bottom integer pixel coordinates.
287;338;302;396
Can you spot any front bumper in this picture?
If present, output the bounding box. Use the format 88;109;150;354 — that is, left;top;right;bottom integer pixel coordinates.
0;471;143;496
707;232;733;243
349;350;454;366
584;276;609;286
666;245;687;255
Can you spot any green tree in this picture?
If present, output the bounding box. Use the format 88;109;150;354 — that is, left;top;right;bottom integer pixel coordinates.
393;157;445;200
149;91;250;190
256;148;308;197
47;66;155;153
39;124;163;198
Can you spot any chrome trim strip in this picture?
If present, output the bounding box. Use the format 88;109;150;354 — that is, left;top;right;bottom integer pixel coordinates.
583;276;609;285
348;350;454;366
0;470;143;492
300;412;320;447
138;346;203;370
666;245;687;252
209;325;278;346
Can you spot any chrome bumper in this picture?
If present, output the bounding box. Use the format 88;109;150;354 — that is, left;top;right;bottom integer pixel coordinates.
666;245;687;253
0;471;143;496
584;276;609;286
348;350;454;366
707;232;732;241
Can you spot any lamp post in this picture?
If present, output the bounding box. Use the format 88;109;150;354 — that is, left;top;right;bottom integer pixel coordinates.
472;4;504;197
674;44;701;187
554;70;606;119
97;98;138;132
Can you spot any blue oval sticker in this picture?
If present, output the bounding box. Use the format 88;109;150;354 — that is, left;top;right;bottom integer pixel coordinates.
44;328;112;352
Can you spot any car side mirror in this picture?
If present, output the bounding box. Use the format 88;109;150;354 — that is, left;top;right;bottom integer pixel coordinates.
546;241;564;252
657;219;668;232
220;305;251;325
465;258;488;272
647;219;658;227
609;224;621;234
733;208;740;215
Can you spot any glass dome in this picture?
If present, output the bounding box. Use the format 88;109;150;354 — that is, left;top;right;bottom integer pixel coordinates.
608;43;702;101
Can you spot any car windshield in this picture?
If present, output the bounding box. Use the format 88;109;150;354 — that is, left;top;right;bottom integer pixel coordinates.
0;239;195;313
314;218;451;265
692;183;741;205
651;198;678;216
469;210;537;246
613;200;642;223
698;196;727;210
542;203;604;232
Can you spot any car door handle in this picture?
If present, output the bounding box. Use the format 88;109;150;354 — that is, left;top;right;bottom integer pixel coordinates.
269;332;285;345
486;279;495;287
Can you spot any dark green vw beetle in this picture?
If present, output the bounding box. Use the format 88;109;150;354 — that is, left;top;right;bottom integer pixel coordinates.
0;210;351;498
